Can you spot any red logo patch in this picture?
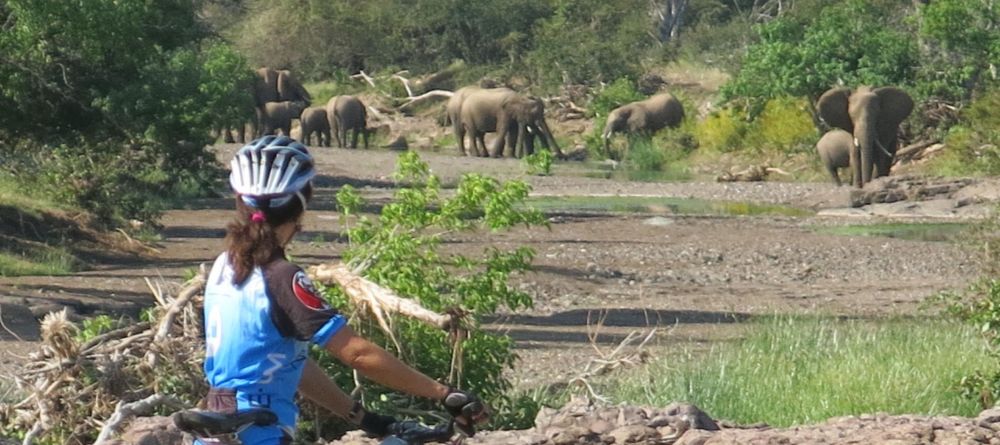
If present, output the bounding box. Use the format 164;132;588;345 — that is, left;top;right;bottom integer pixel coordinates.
293;271;327;310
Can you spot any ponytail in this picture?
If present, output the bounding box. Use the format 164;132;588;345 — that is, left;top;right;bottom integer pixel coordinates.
224;184;313;285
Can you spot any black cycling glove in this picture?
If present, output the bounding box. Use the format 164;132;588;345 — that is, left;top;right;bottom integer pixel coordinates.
441;387;488;436
349;401;398;437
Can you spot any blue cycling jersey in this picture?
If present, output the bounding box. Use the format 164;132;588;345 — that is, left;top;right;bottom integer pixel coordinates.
202;253;346;445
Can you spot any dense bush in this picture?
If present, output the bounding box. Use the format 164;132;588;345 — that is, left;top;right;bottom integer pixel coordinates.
0;1;251;224
722;0;919;116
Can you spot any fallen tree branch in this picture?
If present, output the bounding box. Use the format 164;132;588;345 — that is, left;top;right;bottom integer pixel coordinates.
398;90;454;110
145;265;207;367
309;263;458;331
351;70;377;88
93;394;184;445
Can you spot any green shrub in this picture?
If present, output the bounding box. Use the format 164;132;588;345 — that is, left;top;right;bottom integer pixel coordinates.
694;107;747;153
311;152;545;437
925;87;1000;176
743;97;817;154
523;150;554;176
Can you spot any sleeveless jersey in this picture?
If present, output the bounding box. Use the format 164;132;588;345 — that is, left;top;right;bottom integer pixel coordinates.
202;253;346;445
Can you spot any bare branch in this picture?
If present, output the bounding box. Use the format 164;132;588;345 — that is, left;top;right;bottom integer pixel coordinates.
398;90;455;110
351;70;377;88
93;394;184;445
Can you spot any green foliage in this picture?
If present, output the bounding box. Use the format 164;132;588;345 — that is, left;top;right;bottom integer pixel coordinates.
916;0;1000;101
723;0;918;114
0;1;248;224
315;152;545;435
925;87;1000;176
522;150;554;176
742;97;817;154
76;315;120;342
525;0;651;87
230;0;551;79
694;108;748;153
607;316;991;426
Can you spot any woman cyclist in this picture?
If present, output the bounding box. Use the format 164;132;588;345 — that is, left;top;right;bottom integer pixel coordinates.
200;136;487;444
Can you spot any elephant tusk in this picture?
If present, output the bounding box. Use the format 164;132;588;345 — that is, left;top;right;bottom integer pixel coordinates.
875;138;894;159
853;137;859;148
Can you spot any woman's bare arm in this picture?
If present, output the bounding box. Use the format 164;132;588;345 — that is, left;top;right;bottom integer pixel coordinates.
324;326;450;401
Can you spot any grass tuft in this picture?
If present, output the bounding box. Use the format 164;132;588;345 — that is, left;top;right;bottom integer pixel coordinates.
605;316;991;427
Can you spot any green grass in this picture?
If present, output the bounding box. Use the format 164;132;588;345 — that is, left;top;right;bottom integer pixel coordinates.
605;316;992;427
814;223;973;243
0;248;77;276
0;176;83;276
526;195;813;217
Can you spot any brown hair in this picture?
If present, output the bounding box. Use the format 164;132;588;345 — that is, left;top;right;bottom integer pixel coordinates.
224;184;313;285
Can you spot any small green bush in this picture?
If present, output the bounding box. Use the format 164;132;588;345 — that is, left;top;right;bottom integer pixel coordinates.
694;107;747;153
522;150;554;176
310;152;545;438
743;97;817;155
925;88;1000;176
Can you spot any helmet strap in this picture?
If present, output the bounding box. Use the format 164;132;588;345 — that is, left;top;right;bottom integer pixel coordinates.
296;191;308;212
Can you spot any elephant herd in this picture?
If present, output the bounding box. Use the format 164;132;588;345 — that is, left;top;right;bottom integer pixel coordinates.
224;68;914;188
220;67;371;149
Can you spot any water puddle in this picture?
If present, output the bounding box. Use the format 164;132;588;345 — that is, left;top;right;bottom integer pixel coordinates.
812;222;973;242
526;196;813;217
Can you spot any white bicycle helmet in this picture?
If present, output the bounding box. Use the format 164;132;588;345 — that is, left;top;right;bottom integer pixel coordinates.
230;136;316;209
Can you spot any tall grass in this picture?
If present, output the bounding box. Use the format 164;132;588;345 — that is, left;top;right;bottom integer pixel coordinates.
606;316;992;427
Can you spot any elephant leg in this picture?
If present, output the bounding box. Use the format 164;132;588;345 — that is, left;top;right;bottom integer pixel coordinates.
454;121;467;156
322;129;330;147
363;129;370;149
350;128;359;149
827;166;842;187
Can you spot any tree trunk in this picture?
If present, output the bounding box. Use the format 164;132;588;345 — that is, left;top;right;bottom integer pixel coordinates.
652;0;689;43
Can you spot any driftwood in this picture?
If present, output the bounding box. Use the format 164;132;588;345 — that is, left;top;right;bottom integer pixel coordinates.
716;165;792;182
894;140;942;163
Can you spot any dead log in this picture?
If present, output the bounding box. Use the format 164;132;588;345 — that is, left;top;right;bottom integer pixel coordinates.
894;140;939;163
309;263;458;332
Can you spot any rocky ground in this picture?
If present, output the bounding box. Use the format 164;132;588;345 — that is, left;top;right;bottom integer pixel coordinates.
2;145;1000;444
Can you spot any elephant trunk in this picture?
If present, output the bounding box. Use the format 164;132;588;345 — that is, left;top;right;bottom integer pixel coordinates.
855;119;876;187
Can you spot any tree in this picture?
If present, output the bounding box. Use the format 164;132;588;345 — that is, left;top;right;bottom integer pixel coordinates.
721;0;919;117
0;0;252;223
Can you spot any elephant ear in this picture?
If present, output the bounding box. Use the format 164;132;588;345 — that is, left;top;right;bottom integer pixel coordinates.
873;87;914;129
817;87;853;132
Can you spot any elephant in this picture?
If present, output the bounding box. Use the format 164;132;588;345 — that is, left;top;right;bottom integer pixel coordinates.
276;69;312;104
602;93;685;154
817;86;913;188
250;68;311;139
299;106;331;147
816;129;854;186
260;101;306;137
446;85;485;156
460;88;561;158
326;95;370;149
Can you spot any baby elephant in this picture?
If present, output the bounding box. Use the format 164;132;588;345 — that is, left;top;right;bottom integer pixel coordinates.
816;129;854;186
299;106;330;147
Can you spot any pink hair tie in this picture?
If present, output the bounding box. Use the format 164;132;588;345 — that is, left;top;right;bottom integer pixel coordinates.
250;211;266;223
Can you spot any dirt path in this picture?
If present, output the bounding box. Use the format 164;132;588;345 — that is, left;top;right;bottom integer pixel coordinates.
0;145;986;390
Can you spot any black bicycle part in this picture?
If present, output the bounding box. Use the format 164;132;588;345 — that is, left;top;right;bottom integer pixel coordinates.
172;408;278;437
380;419;455;444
